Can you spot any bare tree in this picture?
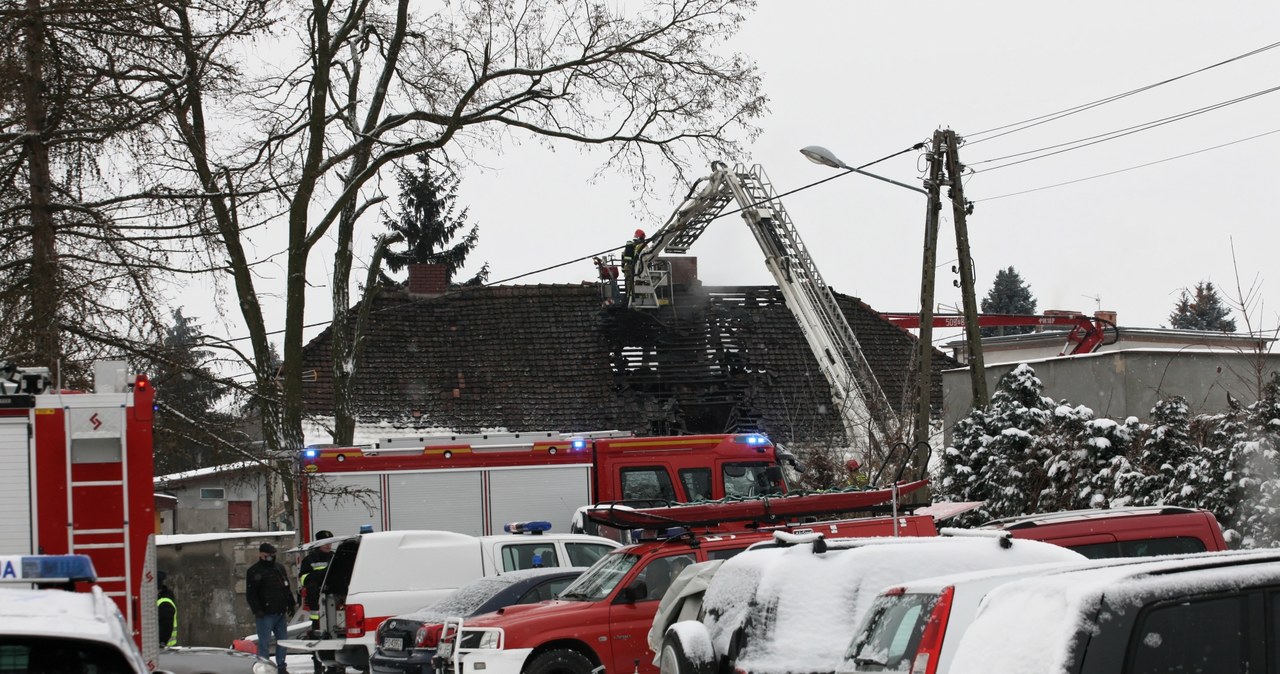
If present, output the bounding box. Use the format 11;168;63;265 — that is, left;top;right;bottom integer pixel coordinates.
141;0;765;459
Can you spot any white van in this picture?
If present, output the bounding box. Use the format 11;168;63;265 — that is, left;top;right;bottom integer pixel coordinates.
280;523;620;671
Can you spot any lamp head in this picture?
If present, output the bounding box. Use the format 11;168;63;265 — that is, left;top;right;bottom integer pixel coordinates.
800;145;848;170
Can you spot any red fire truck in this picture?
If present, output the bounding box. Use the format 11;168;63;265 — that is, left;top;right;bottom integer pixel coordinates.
297;431;816;541
0;360;158;668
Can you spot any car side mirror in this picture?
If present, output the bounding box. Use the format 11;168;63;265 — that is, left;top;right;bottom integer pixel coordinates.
620;579;648;604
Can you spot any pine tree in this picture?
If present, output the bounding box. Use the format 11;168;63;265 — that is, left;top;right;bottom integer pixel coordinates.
1084;416;1142;509
975;364;1054;519
380;152;489;287
1195;404;1245;545
1127;397;1200;507
151;309;235;475
1233;375;1280;547
1168;281;1237;332
980;267;1038;337
935;405;992;505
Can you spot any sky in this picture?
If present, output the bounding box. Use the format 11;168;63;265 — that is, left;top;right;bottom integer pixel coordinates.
194;2;1280;354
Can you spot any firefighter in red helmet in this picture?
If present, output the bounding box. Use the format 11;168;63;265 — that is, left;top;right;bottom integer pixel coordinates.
621;228;647;306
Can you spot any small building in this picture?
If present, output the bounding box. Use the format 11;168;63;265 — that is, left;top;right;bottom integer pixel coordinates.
154;461;289;535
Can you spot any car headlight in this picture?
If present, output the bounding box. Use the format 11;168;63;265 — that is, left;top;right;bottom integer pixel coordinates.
477;631;501;650
252;661;278;674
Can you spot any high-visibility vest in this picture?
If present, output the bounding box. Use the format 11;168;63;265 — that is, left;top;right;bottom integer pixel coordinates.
157;596;178;647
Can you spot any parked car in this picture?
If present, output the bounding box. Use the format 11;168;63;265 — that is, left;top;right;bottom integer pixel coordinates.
974;506;1228;557
839;561;1089;674
946;549;1280;674
653;534;1085;674
279;523;620;671
371;567;585;674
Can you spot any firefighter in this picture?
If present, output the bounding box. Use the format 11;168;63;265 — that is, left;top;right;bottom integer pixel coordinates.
157;571;178;648
621;229;647;305
299;530;335;638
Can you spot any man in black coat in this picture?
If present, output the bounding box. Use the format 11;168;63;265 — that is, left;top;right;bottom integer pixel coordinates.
247;542;295;672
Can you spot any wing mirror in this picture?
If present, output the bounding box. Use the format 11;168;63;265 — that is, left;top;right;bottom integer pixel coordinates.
619;579;648;604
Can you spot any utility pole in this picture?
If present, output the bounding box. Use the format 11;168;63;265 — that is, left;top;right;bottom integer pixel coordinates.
913;132;944;464
945;130;988;407
912;129;987;470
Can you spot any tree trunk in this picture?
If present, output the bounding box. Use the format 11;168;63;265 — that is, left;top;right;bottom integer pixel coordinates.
23;0;59;377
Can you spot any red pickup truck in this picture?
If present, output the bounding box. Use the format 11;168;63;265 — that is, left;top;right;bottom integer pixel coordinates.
426;516;938;674
975;506;1229;557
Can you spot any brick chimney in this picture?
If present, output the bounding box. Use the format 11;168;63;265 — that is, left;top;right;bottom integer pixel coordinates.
408;263;447;296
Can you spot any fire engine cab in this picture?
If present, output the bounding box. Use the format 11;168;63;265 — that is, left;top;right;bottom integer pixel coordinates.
0;360;158;668
298;432;802;540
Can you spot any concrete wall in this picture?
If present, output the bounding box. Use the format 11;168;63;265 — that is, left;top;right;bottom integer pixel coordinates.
157;532;297;648
943;349;1280;441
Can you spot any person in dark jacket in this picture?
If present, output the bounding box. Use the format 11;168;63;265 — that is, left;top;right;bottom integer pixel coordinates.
157;571;178;647
299;530;334;637
247;542;295;671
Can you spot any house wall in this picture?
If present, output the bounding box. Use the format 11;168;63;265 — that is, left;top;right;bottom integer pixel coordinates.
942;349;1280;441
950;330;1265;365
160;471;272;535
157;532;297;648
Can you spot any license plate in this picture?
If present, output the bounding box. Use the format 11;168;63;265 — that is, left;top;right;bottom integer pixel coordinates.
384;637;403;651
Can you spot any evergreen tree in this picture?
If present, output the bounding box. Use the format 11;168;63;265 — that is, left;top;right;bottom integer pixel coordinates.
1083;416;1142;509
1039;402;1094;512
379;152;489;287
1194;404;1245;545
1168;281;1237;332
975;364;1054;519
980;267;1038;337
935;405;992;505
1127;397;1200;507
151;310;236;475
1233;375;1280;547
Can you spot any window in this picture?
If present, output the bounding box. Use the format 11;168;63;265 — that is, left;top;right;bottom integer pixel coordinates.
722;463;783;498
518;578;577;604
199;487;225;500
1069;537;1207;560
501;543;560;572
619;467;677;502
0;637;134;673
707;547;748;561
679;468;713;501
1127;593;1250;674
845;592;934;670
566;542;615;567
636;554;696;602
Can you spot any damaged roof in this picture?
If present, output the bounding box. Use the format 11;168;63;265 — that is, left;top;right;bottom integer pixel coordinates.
298;283;956;444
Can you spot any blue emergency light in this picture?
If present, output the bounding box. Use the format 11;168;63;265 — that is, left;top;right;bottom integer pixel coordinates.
0;555;97;583
359;524;374;534
734;433;769;446
504;521;553;534
570;438;587;451
303;447;319;459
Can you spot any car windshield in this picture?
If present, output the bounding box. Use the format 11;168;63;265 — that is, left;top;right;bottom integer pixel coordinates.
843;592;936;671
557;551;640;602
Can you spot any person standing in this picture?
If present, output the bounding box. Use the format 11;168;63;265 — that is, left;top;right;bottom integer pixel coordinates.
620;229;647;305
298;530;334;637
247;542;295;672
157;571;178;648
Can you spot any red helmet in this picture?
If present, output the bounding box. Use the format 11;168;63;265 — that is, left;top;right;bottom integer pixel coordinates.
634;229;645;239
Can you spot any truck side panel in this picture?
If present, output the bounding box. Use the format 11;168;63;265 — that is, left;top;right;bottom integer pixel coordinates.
488;466;591;535
0;416;32;553
387;472;485;534
310;474;384;537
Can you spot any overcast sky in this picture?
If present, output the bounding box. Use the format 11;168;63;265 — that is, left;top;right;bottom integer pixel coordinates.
197;2;1280;353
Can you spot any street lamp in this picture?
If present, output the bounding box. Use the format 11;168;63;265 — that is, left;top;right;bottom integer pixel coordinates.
799;145;927;195
800;140;947;477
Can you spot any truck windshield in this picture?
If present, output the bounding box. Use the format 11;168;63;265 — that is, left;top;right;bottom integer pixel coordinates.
723;462;784;498
556;551;639;602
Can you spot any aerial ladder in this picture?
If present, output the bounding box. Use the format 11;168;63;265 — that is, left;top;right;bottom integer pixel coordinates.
615;161;899;464
879;312;1118;357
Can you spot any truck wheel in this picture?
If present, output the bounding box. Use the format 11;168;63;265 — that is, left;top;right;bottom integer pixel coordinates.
660;625;715;674
525;649;594;674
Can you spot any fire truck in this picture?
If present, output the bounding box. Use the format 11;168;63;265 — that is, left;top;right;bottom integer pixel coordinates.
297;431;813;541
0;360;159;668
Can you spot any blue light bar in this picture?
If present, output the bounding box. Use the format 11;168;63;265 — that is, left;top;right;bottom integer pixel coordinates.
0;555;97;583
504;521;553;534
570;438;587;451
302;447;319;459
359;524;374;534
733;433;769;446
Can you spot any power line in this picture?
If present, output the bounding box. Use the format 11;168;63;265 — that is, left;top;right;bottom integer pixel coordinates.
971;83;1280;173
975;128;1280;202
965;40;1280;144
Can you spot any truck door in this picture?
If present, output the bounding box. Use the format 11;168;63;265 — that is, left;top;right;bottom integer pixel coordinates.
607;553;695;674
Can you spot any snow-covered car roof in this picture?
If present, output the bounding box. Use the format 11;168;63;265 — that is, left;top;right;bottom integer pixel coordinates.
947;549;1280;674
0;586;148;673
700;536;1084;674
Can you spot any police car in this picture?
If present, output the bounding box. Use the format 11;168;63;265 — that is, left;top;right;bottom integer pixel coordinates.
0;554;151;673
